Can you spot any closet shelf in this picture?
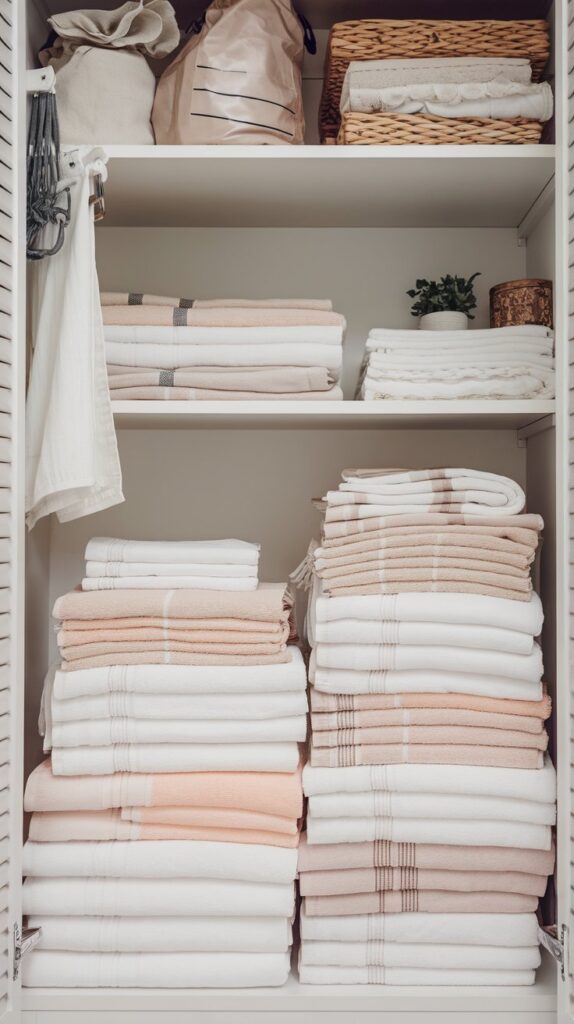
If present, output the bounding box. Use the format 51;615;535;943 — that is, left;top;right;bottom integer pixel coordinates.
100;146;555;228
111;400;556;431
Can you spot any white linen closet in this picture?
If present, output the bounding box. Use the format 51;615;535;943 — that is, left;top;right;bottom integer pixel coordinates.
5;0;573;1020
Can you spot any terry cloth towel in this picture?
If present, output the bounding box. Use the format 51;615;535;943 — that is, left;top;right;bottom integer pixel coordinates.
311;707;544;735
310;666;543;701
317;530;539;563
107;385;345;402
23;839;298;882
312;643;543;682
310;688;551;720
50;741;301;775
28;915;292;953
319;573;533;602
305;815;551;850
120;806;298;834
316;540;535;573
299;906;540;945
105;341;344;371
102;306;345;328
299;868;547;897
84;563;259;579
49;715;308;747
23;876;296;917
297;963;535;985
322;511;543;543
85;537;260;565
309;742;544;770
52;690;309;722
57;624;289;647
57;649;292;671
300;940;541;970
307;791;554;825
107;364;338;394
101;293;333;311
313;621;535;655
303;891;538;916
104;324;343;346
297;835;555;875
309;724;548;752
22;950;291;988
28;810;300;848
25;758;304;816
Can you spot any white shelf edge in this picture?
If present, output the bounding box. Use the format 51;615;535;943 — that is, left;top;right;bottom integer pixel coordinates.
102;144;556;161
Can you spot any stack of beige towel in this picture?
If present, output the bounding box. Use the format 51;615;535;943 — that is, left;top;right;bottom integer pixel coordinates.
294;466;556;986
101;293;345;401
23;537;308;989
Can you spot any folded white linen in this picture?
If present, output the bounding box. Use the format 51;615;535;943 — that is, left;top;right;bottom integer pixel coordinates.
104;325;344;346
52;647;307;698
51;741;301;775
85;537;260;565
362;371;554;401
305;815;551;850
311;667;542;700
23;840;298;882
23;950;291;988
28;915;292;953
300;941;541;971
308;792;555;825
313;643;543;683
23;877;296;917
302;757;556;801
341;57;534;94
344;82;553;121
313;591;543;634
50;715;308;748
367;325;552;346
51;690;308;722
298;963;534;985
105;341;343;371
300;908;540;946
81;576;259;591
330;468;526;517
314;620;534;655
366;349;554;367
84;562;258;578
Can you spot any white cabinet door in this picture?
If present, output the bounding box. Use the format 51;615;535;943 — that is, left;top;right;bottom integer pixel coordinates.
0;0;25;1019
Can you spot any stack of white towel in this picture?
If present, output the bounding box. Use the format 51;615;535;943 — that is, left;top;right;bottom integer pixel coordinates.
23;537;308;988
358;325;555;401
340;57;553;123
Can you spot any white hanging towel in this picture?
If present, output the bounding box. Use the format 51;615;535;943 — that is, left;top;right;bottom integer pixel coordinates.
26;147;123;527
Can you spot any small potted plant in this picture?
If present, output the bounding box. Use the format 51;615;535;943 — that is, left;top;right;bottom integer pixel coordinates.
407;273;481;330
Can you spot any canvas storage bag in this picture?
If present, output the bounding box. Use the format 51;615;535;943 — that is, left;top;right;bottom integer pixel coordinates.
40;1;179;145
152;0;306;144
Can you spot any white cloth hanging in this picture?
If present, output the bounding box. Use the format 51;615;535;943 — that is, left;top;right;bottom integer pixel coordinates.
26;147;123;527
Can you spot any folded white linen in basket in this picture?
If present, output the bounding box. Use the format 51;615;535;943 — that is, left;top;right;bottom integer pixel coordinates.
50;715;307;748
300;941;541;971
302;757;556;801
52;647;307;699
328;468;525;517
367;325;553;347
311;667;543;700
104;325;343;346
23;840;298;882
23;950;291;988
300;908;539;946
23;876;295;917
343;82;553;120
28;915;293;953
313;620;534;654
51;690;308;722
105;341;343;371
81;576;259;591
85;537;260;565
340;57;534;95
84;562;258;578
313;591;543;633
361;370;555;401
51;741;301;775
307;791;555;824
298;963;535;985
305;815;551;850
313;642;543;682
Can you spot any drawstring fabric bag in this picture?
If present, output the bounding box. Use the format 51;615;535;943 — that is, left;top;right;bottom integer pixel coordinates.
152;0;308;144
39;1;180;144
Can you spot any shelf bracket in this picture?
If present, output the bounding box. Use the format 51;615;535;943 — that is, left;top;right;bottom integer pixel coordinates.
516;414;555;447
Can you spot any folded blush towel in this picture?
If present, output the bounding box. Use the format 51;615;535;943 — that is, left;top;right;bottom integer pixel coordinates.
299;867;547;897
309;689;551;720
303;891;538;916
309;742;544;770
311;707;544;735
321;513;543;546
321;577;532;602
100;293;333;310
102;306;345;328
58;651;292;671
299;906;540;945
107;364;337;393
310;724;547;752
317;529;538;561
120;806;298;835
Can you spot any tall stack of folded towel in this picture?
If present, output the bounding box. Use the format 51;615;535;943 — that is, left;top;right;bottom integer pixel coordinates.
22;537;308;989
101;292;345;401
296;467;556;986
358;325;555;401
340;57;553;124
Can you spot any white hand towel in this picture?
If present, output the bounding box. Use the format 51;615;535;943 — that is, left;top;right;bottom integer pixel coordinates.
300;908;540;946
313;643;543;683
300;941;540;971
313;591;543;633
51;741;301;775
85;537;260;565
305;814;551;850
308;791;555;825
50;715;307;748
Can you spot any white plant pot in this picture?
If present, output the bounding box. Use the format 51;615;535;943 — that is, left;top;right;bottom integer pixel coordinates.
419;311;469;331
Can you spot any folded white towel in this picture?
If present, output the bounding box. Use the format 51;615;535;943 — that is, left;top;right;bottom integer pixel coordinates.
298;963;535;985
341;57;533;94
23;950;291;988
50;715;308;748
344;81;553;121
314;620;534;655
85;538;260;565
313;643;543;683
302;757;556;801
305;815;551;850
311;667;542;701
105;341;343;371
367;325;552;346
23;876;296;917
85;562;258;578
308;792;555;825
300;941;541;971
23;840;298;882
51;690;308;722
104;325;344;346
362;370;554;401
300;908;540;946
81;576;259;591
51;741;301;776
28;915;292;953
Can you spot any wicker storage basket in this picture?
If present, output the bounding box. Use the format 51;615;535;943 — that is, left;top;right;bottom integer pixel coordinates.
320;19;550;141
490;278;553;328
337;112;544;145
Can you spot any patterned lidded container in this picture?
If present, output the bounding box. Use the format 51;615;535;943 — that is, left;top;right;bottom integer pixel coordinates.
490;279;553;329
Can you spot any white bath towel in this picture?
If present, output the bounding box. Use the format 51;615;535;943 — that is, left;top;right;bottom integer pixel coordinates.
313;643;543;682
105;341;343;371
308;791;555;825
313;620;534;655
23;876;296;917
367;325;552;347
51;690;308;722
313;591;543;633
84;562;258;578
23;950;291;988
328;468;525;517
305;815;551;850
104;325;343;346
300;941;541;971
85;537;260;565
51;741;301;775
28;915;292;953
297;963;535;985
299;908;540;946
22;840;298;883
311;667;542;701
81;576;259;591
50;715;307;748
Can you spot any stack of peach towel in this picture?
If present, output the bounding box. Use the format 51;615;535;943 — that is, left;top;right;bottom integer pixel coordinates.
22;537;308;989
101;292;345;402
294;466;556;986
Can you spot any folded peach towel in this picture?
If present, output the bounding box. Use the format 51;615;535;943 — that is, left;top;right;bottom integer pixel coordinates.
107;364;337;394
60;639;289;665
25;758;304;817
29;810;300;848
120;806;298;835
108;386;344;402
322;566;532;597
53;584;292;624
303;891;538;916
319;554;529;580
322;512;543;543
297;836;555;875
102;306;345;328
318;528;538;559
59;650;291;671
309;689;551;720
311;724;548;751
299;866;547;898
323;580;532;601
311;707;544;735
58;625;289;647
309;743;544;770
100;293;333;311
317;543;533;572
61;616;281;633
